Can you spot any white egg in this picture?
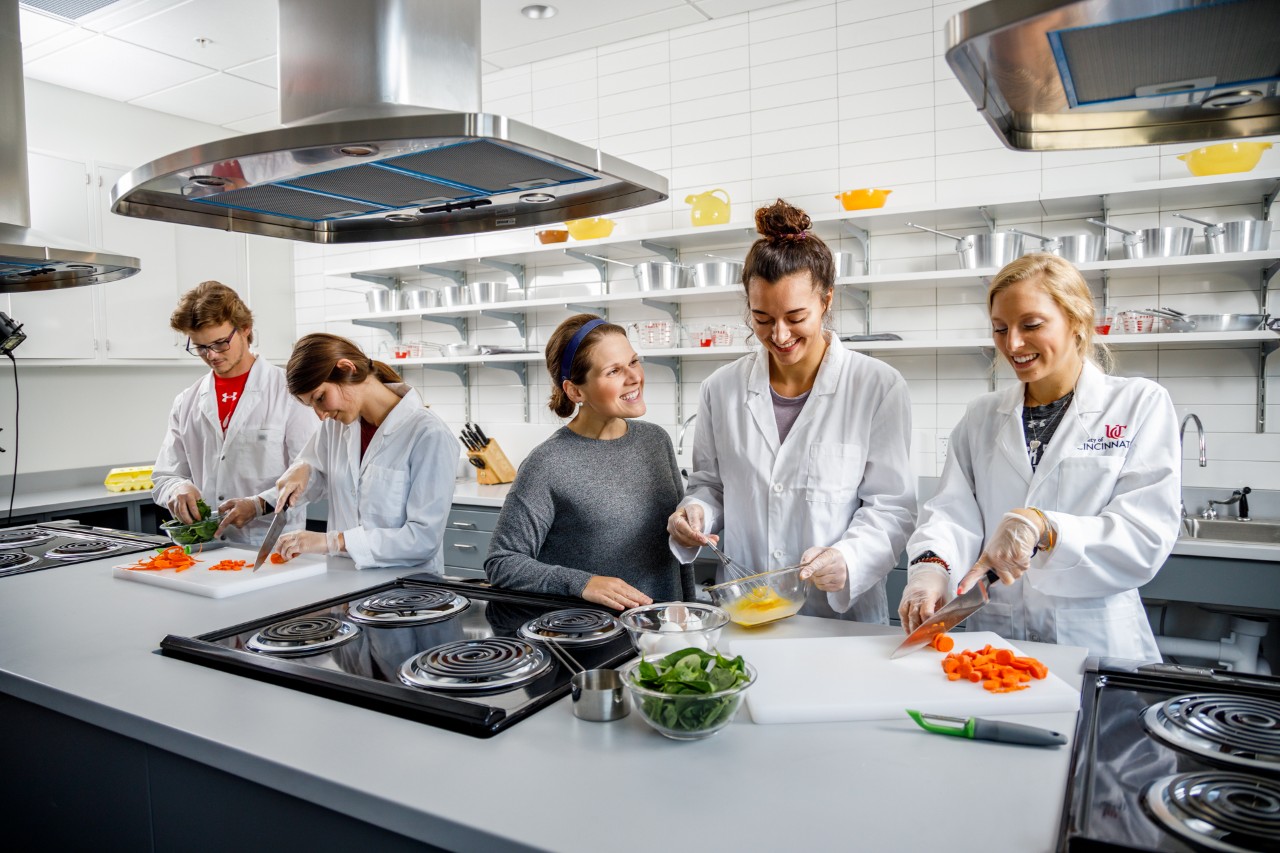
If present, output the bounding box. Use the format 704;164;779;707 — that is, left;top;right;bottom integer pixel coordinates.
658;622;682;633
638;633;659;654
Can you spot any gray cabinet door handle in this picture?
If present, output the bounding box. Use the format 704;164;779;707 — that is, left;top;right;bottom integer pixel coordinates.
451;543;478;552
450;521;477;529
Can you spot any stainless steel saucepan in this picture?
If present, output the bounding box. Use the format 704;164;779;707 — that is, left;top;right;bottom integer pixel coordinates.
582;253;694;290
1085;219;1194;259
1171;213;1272;255
1008;227;1106;263
1147;307;1267;333
691;258;744;288
906;223;1024;269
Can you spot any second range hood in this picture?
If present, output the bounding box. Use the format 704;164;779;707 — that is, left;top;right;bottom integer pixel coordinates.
946;0;1280;150
111;0;668;244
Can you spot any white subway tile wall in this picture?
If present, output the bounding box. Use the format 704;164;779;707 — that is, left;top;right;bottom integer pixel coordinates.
298;0;1280;489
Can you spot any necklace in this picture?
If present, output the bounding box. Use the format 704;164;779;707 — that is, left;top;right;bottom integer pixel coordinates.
1024;391;1074;468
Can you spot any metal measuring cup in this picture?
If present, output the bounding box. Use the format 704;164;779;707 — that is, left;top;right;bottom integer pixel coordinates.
539;638;630;722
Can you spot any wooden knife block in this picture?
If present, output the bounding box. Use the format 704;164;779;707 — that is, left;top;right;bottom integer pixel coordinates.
469;439;516;485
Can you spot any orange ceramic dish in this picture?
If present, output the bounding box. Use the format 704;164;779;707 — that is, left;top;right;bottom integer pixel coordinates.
835;188;892;210
536;229;569;244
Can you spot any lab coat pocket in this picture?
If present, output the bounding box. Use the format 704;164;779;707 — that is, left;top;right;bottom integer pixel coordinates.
1056;456;1123;516
360;465;410;528
804;442;865;504
1055;595;1150;659
230;428;284;484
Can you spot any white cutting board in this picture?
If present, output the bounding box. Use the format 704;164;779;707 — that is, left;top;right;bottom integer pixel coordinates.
728;632;1079;724
111;546;326;598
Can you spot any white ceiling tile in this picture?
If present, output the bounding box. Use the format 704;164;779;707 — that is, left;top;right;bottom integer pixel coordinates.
222;108;281;134
109;0;277;70
23;33;211;101
131;73;279;124
480;0;694;55
74;0;189;32
18;8;74;45
225;54;276;87
19;22;93;62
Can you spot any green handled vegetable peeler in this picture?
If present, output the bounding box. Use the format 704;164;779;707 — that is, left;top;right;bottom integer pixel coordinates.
906;709;1066;747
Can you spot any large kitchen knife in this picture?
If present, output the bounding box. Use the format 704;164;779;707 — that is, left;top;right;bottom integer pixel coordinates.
890;569;1000;659
252;509;288;572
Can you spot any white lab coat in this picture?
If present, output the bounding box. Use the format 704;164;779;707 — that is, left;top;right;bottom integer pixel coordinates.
287;385;459;570
671;332;917;622
152;359;317;546
908;361;1180;660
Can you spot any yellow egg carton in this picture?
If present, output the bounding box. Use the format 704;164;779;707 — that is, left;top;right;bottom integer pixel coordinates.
104;466;154;492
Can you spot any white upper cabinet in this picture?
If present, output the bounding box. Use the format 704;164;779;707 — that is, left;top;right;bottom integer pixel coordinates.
243;235;297;362
12;151;97;360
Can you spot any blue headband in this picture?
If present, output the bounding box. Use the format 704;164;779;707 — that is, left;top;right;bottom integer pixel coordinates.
559;318;606;383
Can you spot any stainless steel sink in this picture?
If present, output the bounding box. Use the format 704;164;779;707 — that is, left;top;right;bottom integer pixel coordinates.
1181;518;1280;545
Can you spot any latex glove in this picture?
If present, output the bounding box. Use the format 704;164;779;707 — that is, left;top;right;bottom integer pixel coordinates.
899;564;951;633
581;576;653;611
166;482;204;525
667;503;716;549
957;511;1042;594
275;530;344;560
214;496;262;536
798;546;847;593
274;462;311;511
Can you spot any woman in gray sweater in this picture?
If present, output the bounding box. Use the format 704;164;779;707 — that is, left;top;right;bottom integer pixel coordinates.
485;314;692;609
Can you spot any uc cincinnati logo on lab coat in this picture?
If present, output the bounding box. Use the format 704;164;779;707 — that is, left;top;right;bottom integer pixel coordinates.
1079;424;1130;451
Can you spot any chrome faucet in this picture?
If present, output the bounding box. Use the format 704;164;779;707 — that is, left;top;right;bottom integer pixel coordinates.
677;413;697;453
1178;413;1206;519
1205;487;1251;521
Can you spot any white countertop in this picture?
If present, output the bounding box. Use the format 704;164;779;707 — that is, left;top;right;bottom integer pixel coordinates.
11;482;152;516
449;480;512;508
0;552;1086;853
1171;537;1280;562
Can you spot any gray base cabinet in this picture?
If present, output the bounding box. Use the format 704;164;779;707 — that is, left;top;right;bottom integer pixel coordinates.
0;693;444;852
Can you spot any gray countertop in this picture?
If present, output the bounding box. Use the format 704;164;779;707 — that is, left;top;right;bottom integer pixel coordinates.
10;482;153;516
0;552;1086;853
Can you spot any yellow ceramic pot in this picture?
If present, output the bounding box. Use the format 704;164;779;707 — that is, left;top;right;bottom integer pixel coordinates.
1177;142;1272;176
685;188;731;227
835;188;892;210
564;218;616;240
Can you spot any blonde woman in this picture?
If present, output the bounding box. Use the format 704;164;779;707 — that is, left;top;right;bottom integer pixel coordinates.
899;253;1180;659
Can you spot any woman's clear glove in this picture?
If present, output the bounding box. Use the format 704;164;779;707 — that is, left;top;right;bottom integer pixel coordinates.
898;563;951;633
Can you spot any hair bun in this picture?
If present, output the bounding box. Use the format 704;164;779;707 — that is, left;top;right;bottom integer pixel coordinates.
754;199;812;242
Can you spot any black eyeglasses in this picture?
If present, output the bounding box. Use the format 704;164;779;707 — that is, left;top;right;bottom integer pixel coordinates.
186;328;237;357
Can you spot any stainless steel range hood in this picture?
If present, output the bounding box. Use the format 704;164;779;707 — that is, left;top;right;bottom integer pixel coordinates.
111;0;669;244
0;0;139;293
946;0;1280;150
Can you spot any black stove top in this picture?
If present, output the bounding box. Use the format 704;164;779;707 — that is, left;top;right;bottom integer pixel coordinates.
159;574;637;738
1060;658;1280;852
0;522;166;578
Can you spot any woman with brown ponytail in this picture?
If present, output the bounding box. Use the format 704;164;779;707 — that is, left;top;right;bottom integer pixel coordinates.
666;200;916;623
484;315;690;609
249;333;459;569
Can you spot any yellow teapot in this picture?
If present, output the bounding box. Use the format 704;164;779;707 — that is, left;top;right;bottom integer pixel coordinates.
685;188;730;227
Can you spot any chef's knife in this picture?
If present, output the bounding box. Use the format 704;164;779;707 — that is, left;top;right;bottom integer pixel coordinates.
472;423;490;446
890;569;1000;659
252;509;288;572
458;431;476;451
906;710;1066;747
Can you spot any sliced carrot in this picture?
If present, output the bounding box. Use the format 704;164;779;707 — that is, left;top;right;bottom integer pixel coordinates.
124;545;198;572
208;559;248;572
934;634;954;652
939;647;1050;693
269;553;288;564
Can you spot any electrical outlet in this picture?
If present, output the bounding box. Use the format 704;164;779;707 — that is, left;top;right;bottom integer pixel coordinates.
937;435;949;465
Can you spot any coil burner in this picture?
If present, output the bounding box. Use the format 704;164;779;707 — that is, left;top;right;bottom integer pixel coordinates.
44;539;124;559
518;608;623;646
347;588;470;626
246;616;360;657
1143;694;1280;774
1144;771;1280;853
0;551;38;575
0;529;53;549
399;637;550;693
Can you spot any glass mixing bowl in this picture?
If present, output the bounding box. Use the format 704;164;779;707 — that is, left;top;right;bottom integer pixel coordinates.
618;602;728;657
705;565;809;627
621;657;756;740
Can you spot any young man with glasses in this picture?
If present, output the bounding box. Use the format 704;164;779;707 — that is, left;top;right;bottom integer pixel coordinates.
151;281;317;546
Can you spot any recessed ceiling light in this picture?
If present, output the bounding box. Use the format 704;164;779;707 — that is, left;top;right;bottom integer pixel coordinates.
521;5;557;20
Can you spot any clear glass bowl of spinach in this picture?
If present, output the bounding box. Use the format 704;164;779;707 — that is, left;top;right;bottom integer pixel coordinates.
160;500;225;549
621;649;756;740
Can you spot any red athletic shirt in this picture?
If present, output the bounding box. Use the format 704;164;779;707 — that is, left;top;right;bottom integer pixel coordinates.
213;371;251;433
360;418;377;459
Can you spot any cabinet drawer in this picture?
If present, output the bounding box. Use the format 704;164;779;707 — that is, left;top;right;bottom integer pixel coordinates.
446;507;499;533
443;529;491;570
